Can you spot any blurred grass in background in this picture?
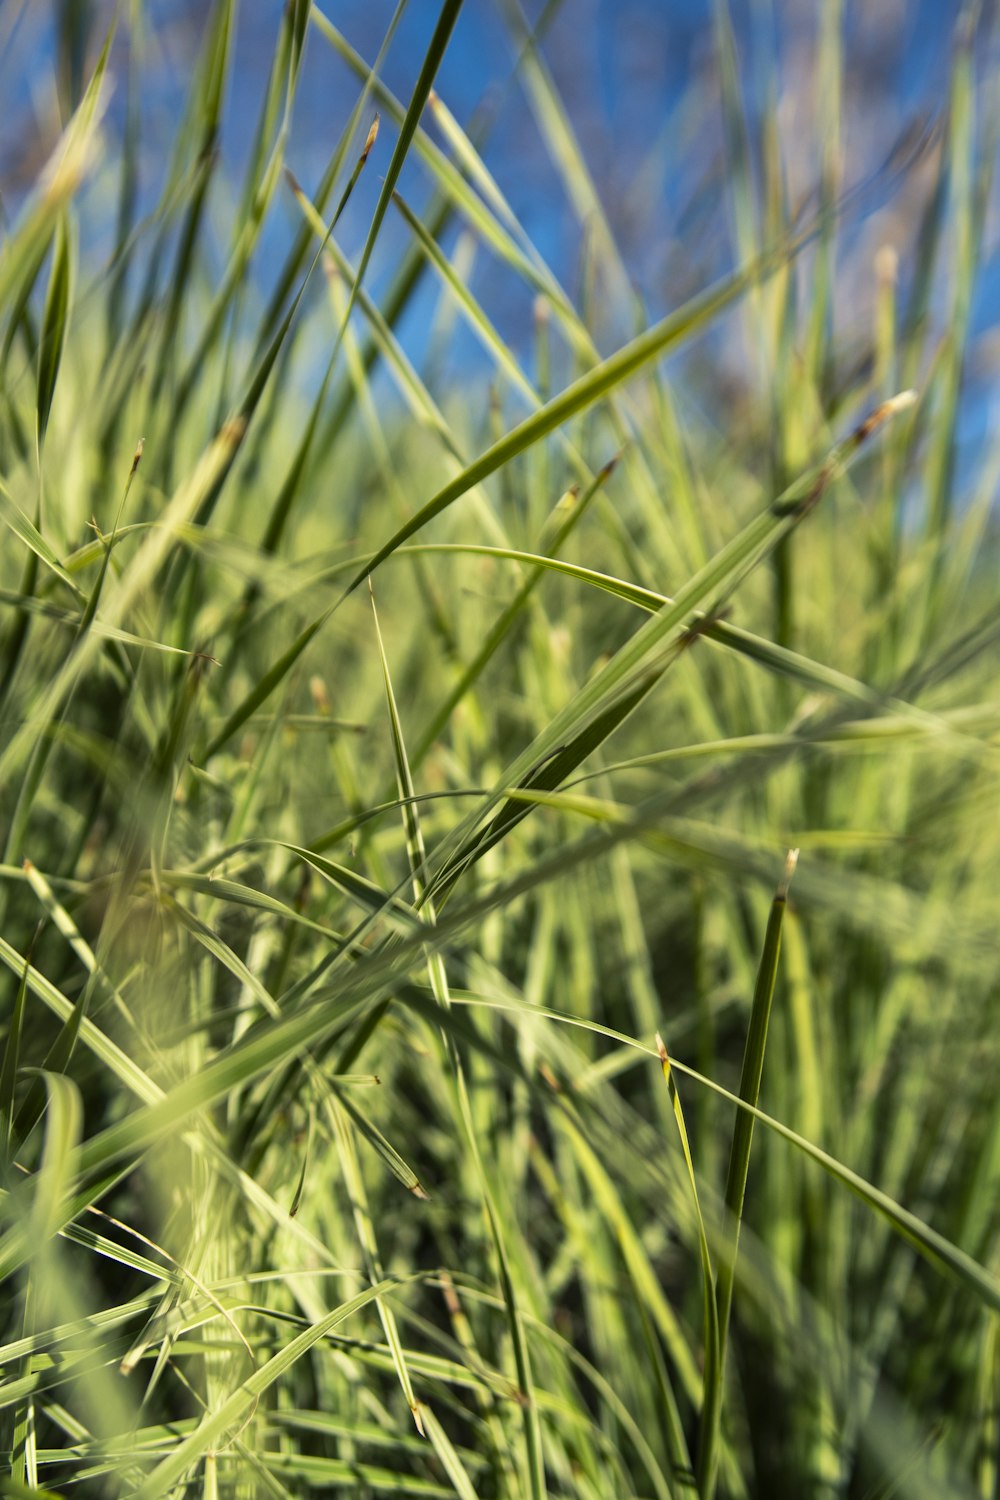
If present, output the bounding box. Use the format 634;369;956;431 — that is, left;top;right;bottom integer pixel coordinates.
1;1;999;1496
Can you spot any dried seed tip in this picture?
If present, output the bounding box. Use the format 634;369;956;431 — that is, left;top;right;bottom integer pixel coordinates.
533;294;551;326
427;88;440;110
854;388;918;443
883;388;917;416
875;244;899;285
439;1272;462;1316
411;1402;427;1437
539;1061;561;1092
655;1032;669;1064
130;437;145;476
219;416;247;448
361;114;380;161
284;166;302;196
321;249;339;283
778;847;800;899
599;450;623;480
22;858;33;873
309;675;330;715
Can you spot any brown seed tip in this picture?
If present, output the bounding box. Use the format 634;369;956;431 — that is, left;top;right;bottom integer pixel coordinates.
427;88;440;110
411;1402;426;1437
855;388;918;444
284;167;302;197
533;295;550;326
362;115;380;161
439;1273;461;1317
539;1062;561;1092
220;416;247;449
22;858;33;874
655;1032;668;1064
130;437;145;476
600;450;622;480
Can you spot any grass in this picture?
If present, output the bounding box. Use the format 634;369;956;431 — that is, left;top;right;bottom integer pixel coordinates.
1;2;998;1496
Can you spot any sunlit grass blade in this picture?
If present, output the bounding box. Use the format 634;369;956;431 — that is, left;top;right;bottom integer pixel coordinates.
35;211;73;448
656;1033;721;1490
130;1276;419;1500
0;949;31;1165
327;0;464;341
695;851;797;1495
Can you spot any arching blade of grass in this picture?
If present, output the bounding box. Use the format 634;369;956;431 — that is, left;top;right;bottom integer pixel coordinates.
410;462;618;768
328;0;464;341
495;0;631;307
419;1404;481;1500
656;1033;721;1490
325;253;455;652
160;868;344;943
0;19;109;712
287;182;509;544
311;8;565;318
35;211;73;448
205;255;882;771
129;1275;420;1500
4;442;144;864
696;849;797;1499
325;1093;426;1434
0;934;163;1109
166;896;280;1018
424;395;916;903
330;1084;427;1200
370;585;548;1499
0;22;112;314
396;540;991;761
145;0;235;415
391;188;550;415
25;1072;82;1249
240;120;382;573
0;415;246;787
277;843;428;938
0;950;30;1165
340;249;778;596
552;1103;702;1396
429;989;1000;1318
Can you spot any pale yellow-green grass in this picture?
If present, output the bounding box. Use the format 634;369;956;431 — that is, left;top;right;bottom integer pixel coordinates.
1;3;998;1497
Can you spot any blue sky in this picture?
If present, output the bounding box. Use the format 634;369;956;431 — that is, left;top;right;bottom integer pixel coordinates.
1;1;996;498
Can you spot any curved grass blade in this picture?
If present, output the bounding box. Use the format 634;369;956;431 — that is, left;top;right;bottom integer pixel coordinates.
130;1276;420;1500
0;946;32;1166
330;0;464;343
695;849;797;1498
370;585;548;1497
656;1033;721;1488
36;212;73;447
437;990;1000;1317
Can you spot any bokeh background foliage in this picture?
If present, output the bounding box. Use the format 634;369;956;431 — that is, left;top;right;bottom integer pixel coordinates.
1;1;999;1496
